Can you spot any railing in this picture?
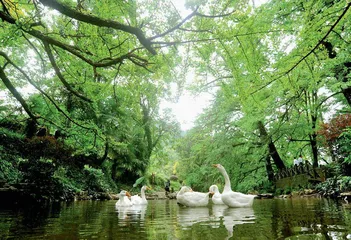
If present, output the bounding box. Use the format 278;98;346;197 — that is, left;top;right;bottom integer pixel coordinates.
273;162;325;183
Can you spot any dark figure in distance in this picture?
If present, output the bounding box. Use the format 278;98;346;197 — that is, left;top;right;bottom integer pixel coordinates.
165;179;170;193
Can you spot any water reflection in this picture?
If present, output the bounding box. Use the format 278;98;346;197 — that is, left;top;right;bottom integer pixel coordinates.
177;206;210;228
0;198;350;239
115;204;147;221
177;204;256;239
212;205;255;239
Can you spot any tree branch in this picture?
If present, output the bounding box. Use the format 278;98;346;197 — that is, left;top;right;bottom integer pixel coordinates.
0;51;99;134
149;7;199;41
0;66;38;123
198;75;233;91
152;30;294;47
38;0;156;55
149;8;238;41
195;10;237;18
0;0;10;15
316;90;344;110
287;137;310;142
22;33;46;70
26;28;132;68
0;9;15;23
43;41;93;103
178;27;214;34
251;2;351;95
152;38;219;46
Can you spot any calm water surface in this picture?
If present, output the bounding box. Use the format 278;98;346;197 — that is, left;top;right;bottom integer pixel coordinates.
1;198;351;239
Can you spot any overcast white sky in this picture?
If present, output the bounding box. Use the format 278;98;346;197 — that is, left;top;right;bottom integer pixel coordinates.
160;87;213;131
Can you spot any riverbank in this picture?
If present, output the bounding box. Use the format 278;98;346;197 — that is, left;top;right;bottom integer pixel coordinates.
2;180;350;205
0;181;172;204
258;189;351;203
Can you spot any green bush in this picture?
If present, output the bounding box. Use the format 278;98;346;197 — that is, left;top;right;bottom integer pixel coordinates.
0;146;24;184
152;174;168;188
101;165;118;193
315;176;351;197
83;165;110;193
315;177;340;197
338;176;351;192
339;130;351;164
170;180;181;192
53;167;82;194
275;188;284;195
256;180;275;194
0;127;24;141
0;159;23;184
24;136;71;162
19;160;118;201
20;157;68;200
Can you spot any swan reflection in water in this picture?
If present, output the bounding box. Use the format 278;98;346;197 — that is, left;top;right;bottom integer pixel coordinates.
177;207;210;228
178;205;255;239
115;204;147;222
212;205;255;239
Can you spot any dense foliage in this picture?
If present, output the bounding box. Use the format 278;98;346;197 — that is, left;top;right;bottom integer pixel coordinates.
173;0;351;193
1;0;351;199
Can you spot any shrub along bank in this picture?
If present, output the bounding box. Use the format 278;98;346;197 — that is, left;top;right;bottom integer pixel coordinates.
0;126;119;203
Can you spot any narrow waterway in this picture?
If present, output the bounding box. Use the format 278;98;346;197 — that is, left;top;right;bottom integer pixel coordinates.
1;198;350;239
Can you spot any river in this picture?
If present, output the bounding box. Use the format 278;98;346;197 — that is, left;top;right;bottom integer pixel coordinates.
1;197;350;239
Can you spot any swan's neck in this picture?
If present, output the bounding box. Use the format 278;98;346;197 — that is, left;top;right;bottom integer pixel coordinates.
141;188;146;200
220;168;231;192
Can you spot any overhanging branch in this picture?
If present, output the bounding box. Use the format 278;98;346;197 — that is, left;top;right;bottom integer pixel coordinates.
0;65;38;123
38;0;156;55
251;2;351;95
149;7;199;41
0;51;100;134
26;28;132;68
43;41;93;103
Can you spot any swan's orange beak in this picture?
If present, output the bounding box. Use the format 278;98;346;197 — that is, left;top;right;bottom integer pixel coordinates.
213;164;219;168
146;186;152;190
126;191;131;197
209;191;215;196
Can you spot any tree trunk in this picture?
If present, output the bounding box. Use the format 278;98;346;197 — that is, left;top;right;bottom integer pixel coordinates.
323;40;351;107
0;67;38;123
265;153;274;181
309;133;319;167
342;86;351;107
65;93;73;128
338;61;351;107
141;98;153;159
257;121;286;170
309;115;319;167
111;158;117;181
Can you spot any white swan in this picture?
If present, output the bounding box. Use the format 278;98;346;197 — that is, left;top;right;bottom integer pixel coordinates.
176;186;210;207
213;164;256;207
131;185;151;205
115;190;132;207
209;185;225;205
